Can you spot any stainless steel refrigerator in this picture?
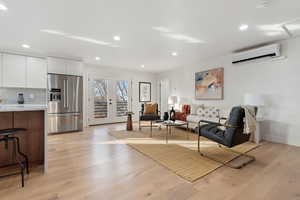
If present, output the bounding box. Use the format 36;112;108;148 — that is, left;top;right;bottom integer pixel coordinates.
47;74;83;134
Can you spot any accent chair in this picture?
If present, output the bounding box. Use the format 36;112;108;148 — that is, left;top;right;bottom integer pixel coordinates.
175;104;191;122
197;106;256;169
139;103;161;136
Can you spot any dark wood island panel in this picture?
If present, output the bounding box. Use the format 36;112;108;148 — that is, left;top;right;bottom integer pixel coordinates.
0;111;45;167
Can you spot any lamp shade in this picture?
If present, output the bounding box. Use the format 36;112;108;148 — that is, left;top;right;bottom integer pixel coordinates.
168;96;178;105
244;93;264;106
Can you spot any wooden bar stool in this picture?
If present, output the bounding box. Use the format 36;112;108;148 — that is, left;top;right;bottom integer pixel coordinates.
0;128;29;187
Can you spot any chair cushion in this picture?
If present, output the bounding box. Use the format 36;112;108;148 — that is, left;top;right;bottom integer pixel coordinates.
175;112;187;121
140;114;160;121
200;124;230;147
144;103;158;114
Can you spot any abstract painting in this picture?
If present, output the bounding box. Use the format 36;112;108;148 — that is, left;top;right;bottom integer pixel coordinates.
195;68;224;100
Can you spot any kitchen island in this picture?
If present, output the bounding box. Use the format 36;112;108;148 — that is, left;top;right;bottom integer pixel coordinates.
0;105;48;172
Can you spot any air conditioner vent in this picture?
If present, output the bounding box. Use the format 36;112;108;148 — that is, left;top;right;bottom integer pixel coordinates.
232;44;281;64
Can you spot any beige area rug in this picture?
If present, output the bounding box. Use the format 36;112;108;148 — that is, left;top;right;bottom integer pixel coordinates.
109;125;259;182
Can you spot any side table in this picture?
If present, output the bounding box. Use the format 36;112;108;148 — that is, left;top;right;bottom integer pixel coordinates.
253;118;264;144
126;112;134;131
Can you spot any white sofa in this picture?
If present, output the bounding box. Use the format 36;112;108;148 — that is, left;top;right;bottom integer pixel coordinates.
187;105;230;129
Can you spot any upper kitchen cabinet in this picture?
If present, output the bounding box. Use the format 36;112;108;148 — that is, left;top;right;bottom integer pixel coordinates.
2;54;26;88
47;57;83;76
0;54;2;87
47;57;68;75
66;60;82;76
26;57;47;89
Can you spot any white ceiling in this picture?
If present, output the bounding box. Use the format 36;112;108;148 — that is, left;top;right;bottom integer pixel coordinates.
0;0;300;72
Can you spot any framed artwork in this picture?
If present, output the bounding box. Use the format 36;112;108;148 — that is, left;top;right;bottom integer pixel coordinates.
195;68;224;100
139;82;151;102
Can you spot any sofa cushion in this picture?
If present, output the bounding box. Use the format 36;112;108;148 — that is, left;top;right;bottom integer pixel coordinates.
190;104;201;115
196;106;220;118
187;115;219;124
200;124;229;146
187;114;201;123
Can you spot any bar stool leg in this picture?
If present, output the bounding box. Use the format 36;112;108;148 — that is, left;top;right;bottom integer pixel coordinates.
14;137;29;174
21;168;24;187
12;139;25;187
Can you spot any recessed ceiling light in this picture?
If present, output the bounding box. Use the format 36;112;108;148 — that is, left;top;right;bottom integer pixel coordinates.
0;3;8;11
172;52;178;56
22;44;31;49
95;57;101;61
113;36;120;41
141;65;145;68
239;24;249;31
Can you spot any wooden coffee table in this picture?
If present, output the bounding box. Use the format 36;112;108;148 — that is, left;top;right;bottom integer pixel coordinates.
159;120;189;144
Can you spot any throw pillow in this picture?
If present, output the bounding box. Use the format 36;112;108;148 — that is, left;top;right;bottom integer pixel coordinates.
144;103;157;115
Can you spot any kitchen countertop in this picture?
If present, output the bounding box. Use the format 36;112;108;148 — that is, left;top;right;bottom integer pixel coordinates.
0;104;48;112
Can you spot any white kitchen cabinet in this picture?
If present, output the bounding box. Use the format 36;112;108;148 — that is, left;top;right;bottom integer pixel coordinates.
66;60;82;76
47;57;83;76
47;57;67;75
2;54;26;88
0;54;2;87
26;57;47;89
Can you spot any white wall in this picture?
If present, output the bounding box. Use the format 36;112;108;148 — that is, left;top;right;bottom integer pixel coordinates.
157;37;300;147
83;64;157;126
0;88;46;105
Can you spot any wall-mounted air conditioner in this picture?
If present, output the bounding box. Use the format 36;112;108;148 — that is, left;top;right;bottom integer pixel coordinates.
232;44;281;64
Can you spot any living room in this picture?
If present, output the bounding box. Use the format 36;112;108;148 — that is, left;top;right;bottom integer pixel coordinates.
1;0;300;199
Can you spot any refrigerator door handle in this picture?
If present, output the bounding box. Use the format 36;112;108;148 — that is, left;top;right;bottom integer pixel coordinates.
63;79;67;108
66;79;69;108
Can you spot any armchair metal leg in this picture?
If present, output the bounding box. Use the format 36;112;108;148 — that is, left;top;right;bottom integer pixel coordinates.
219;145;256;168
197;132;255;169
139;120;141;130
150;121;153;137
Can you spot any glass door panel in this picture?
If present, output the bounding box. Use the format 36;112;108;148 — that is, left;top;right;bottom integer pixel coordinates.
93;79;108;119
116;80;128;117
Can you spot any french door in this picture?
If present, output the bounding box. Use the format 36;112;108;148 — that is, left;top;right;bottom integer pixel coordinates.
88;77;131;125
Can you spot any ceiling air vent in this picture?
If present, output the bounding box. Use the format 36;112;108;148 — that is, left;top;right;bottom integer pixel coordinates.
232;44;281;64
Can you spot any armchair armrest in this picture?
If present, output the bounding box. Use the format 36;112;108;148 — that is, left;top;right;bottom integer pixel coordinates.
199;120;222;125
219;117;227;120
198;119;240;129
218;116;227;123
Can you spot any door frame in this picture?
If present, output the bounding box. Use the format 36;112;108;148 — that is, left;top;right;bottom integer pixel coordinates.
87;74;132;125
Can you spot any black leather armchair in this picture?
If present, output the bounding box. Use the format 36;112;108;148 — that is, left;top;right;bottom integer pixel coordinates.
197;106;255;169
139;103;161;136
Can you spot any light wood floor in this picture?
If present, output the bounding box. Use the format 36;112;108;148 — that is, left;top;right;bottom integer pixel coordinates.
1;124;300;200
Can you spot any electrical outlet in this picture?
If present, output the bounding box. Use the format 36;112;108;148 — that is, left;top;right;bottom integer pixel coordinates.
29;94;35;99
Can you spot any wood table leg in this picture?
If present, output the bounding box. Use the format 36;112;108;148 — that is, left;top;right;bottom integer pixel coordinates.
126;114;133;131
166;126;168;144
150;121;153;138
186;123;189;140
